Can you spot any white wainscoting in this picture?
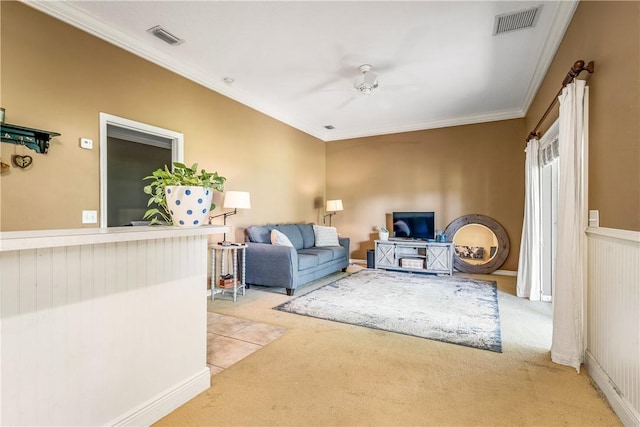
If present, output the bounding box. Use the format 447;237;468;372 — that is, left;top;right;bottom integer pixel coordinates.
585;227;640;427
0;226;227;426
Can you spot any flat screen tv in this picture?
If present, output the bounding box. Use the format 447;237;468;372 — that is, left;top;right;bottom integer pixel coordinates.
392;211;435;241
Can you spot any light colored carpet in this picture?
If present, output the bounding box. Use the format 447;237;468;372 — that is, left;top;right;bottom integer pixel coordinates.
155;267;621;426
275;269;502;352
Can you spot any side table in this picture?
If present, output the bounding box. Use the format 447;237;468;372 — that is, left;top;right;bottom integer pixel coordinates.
209;243;247;302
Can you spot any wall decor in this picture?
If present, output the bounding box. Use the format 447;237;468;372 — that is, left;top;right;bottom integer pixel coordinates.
0;122;60;154
12;154;33;169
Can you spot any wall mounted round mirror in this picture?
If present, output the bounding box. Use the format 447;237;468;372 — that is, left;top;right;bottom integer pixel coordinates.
444;214;509;274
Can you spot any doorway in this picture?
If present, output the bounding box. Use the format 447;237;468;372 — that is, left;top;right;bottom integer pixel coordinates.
539;120;560;301
99;113;184;227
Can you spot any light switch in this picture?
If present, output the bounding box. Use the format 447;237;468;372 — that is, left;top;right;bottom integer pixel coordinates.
82;210;98;224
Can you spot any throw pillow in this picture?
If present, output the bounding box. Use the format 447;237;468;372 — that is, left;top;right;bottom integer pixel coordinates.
271;229;294;247
313;225;339;247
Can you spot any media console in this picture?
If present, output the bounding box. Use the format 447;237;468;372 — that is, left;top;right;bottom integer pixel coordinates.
374;239;454;275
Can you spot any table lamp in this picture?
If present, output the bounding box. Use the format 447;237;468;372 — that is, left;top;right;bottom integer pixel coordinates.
323;199;343;226
210;191;251;245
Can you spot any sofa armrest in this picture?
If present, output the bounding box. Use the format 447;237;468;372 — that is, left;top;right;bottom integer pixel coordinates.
338;236;350;255
245;242;297;288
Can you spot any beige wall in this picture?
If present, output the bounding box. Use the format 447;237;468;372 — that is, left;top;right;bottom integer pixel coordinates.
0;2;326;238
525;1;639;231
326;119;526;271
326;0;640;270
2;1;637;266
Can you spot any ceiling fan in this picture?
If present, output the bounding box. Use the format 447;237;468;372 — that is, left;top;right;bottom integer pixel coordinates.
354;64;379;94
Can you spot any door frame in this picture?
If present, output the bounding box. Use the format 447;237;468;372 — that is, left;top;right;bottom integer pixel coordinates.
99;113;184;227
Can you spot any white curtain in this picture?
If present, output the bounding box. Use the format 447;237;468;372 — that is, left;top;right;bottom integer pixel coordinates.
516;137;542;300
551;79;588;372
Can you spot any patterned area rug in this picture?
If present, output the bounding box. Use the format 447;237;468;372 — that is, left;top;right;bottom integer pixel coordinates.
274;269;502;352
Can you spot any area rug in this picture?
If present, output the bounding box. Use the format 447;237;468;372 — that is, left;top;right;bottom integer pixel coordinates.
274;269;502;352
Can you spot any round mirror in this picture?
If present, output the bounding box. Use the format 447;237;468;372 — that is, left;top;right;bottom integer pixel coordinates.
444;214;509;274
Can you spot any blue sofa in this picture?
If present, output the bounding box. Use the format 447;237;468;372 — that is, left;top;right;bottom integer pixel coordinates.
245;223;350;295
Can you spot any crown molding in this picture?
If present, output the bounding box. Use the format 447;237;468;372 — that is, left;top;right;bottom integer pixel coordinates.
322;108;525;142
21;0;326;140
520;0;579;115
22;0;576;143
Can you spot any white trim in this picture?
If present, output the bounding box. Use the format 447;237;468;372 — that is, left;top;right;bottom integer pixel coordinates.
585;351;640;427
521;1;580;115
586;226;640;243
109;368;211;427
22;0;578;143
99;113;184;228
492;269;517;277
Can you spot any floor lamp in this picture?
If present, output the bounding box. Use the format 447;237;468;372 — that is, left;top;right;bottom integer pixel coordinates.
210;191;251;245
323;199;343;226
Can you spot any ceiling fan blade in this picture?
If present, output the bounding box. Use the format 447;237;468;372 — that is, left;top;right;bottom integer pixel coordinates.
337;94;359;109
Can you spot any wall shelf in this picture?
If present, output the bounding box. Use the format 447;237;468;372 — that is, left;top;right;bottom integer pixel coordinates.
0;123;61;154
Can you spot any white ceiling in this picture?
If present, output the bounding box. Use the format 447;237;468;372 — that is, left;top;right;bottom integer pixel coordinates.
27;1;577;141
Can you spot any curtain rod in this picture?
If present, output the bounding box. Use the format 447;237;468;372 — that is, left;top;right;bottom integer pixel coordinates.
526;59;595;141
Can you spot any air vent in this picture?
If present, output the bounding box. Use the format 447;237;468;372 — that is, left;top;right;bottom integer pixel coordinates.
147;25;184;46
493;5;542;35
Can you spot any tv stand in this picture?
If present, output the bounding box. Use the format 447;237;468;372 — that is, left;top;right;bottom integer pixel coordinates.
374;240;454;275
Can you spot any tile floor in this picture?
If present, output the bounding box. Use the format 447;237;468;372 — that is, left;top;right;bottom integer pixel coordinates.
206;312;287;376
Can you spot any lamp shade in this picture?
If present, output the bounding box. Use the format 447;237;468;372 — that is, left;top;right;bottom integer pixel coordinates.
326;199;343;212
223;191;251;209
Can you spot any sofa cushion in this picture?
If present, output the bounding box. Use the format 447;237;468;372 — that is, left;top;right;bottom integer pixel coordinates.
271;229;294;247
246;225;272;244
275;224;304;250
298;253;319;270
297;224;316;249
325;245;347;260
313;225;340;247
298;248;333;264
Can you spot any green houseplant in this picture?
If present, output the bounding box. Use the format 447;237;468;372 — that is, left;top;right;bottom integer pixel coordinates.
143;162;226;225
378;225;389;241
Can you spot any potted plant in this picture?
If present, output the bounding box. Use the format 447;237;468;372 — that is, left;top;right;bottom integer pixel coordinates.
143;162;226;226
378;226;389;241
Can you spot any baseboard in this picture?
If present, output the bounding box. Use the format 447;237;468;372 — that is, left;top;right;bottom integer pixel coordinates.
492;269;517;276
585;351;640;427
110;367;211;426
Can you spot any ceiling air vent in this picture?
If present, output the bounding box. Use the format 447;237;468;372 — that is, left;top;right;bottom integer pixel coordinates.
147;25;184;46
493;5;542;35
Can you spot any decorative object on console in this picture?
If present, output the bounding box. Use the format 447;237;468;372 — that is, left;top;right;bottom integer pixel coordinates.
444;214;509;274
210;190;251;244
143;162;226;225
323;199;343;226
378;226;389;241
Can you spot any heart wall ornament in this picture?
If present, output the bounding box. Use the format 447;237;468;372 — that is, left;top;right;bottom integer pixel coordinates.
12;154;33;169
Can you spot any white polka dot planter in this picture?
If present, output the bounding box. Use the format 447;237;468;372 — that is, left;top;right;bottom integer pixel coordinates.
165;185;213;226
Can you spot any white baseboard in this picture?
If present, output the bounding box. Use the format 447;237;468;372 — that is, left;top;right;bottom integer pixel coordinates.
110;368;211;426
492;269;517;276
585;351;640;427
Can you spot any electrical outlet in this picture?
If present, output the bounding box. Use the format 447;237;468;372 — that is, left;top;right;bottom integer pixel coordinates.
82;210;98;224
80;138;93;150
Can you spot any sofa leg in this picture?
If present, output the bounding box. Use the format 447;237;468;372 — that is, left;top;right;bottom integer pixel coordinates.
286;288;295;296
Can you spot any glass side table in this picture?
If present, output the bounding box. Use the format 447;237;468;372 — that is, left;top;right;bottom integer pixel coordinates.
209;243;247;302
